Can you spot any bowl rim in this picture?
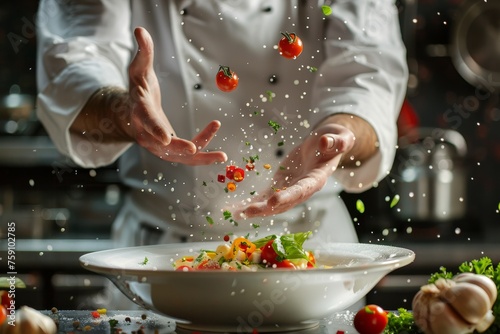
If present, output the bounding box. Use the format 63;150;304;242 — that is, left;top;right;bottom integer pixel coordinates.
79;242;415;277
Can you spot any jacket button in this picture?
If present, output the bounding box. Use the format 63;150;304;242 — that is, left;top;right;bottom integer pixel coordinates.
194;83;202;90
262;6;272;12
269;74;278;84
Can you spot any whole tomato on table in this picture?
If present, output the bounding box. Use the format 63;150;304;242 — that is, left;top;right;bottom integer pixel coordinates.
353;304;388;334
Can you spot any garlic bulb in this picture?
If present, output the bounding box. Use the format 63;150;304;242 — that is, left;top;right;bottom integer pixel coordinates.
0;306;57;334
412;273;497;334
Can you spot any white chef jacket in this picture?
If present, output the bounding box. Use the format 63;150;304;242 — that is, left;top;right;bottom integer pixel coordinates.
36;0;408;248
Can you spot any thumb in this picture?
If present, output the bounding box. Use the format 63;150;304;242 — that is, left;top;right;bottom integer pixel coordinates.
320;134;350;154
130;27;154;75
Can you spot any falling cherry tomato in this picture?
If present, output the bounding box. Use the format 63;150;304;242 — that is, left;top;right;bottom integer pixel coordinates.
278;32;303;59
216;65;239;92
353;304;388;334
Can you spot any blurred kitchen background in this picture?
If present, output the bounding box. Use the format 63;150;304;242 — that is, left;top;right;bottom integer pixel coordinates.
1;0;499;311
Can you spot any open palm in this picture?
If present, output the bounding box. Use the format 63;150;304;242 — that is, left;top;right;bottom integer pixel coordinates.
235;123;355;218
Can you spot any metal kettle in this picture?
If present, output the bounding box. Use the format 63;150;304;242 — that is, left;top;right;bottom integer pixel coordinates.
392;128;468;223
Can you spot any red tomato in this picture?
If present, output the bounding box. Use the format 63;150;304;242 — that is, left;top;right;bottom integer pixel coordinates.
0;305;6;325
216;65;239;92
0;291;11;310
278;32;303;59
226;165;236;180
260;240;279;266
275;259;296;269
176;265;193;271
197;260;221;270
353;304;388;334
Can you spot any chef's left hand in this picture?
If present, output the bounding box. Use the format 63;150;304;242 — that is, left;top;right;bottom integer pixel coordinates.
235;122;355;218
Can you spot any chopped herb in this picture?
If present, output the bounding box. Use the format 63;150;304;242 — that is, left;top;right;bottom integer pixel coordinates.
245;141;251;146
277;141;284;146
250;191;256;195
321;5;332;16
390;194;400;208
279;166;286;170
356;199;365;213
309;66;318;73
266;90;275;102
195;252;205;263
202;181;207;186
140;257;149;265
108;319;119;328
268;120;281;134
206;216;214;225
224;187;228;193
223;210;232;220
252;223;260;229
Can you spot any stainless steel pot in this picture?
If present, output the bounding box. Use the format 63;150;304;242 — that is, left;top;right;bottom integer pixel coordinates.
450;0;500;91
392;128;468;223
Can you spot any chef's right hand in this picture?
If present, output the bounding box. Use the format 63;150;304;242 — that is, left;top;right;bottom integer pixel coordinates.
128;27;227;166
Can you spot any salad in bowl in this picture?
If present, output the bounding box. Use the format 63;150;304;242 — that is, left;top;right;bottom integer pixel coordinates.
172;231;317;271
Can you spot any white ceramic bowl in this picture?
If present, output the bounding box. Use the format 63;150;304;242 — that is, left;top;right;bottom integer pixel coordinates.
80;242;414;332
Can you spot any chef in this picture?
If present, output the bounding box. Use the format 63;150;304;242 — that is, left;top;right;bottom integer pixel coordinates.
36;0;407;284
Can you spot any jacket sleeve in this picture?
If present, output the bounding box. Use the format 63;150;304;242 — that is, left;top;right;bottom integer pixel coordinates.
310;0;408;192
36;0;134;168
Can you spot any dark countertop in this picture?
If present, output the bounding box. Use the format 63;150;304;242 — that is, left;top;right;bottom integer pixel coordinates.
36;309;356;334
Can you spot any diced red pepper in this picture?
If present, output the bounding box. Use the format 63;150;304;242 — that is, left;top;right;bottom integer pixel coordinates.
217;174;226;183
233;168;245;182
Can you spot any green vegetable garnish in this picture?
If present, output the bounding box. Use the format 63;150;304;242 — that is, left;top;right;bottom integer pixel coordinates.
206;216;214;225
390;194;400;208
139;257;148;265
108;319;119;328
321;5;332;16
385;308;423;334
268;120;281;134
356;199;365;213
253;231;312;262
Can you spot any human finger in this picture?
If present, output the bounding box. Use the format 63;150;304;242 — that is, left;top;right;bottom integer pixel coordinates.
131;27;154;76
192;120;222;150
